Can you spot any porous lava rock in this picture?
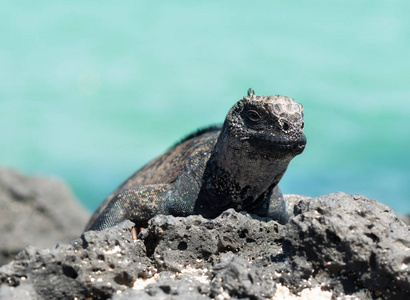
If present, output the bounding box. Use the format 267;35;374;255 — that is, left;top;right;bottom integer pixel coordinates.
282;192;410;299
0;192;409;299
0;220;153;299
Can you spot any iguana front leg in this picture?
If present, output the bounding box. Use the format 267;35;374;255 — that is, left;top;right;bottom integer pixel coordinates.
249;186;290;224
87;184;184;231
266;186;291;224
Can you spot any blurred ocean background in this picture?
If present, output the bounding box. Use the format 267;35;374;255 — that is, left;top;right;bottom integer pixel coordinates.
1;1;409;214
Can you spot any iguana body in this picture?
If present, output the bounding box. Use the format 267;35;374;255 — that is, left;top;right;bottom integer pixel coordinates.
86;90;306;231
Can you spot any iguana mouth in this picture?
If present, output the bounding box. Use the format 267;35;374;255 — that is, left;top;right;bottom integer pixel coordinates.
248;133;307;155
272;140;306;155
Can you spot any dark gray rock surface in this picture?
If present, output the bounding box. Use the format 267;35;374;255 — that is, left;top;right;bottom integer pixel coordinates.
0;192;409;299
0;220;153;299
0;168;90;266
282;192;410;299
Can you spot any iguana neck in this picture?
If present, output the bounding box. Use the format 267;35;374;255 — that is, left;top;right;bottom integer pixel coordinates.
200;127;292;212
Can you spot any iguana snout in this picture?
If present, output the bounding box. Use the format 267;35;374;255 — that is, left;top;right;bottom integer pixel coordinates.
264;96;304;135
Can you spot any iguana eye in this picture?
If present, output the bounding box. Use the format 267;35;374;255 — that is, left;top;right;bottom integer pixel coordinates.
246;110;261;122
246;110;261;123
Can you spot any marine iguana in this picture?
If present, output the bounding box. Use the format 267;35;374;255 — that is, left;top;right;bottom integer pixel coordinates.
86;89;306;231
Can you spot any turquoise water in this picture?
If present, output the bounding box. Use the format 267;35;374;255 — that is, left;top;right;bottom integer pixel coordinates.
1;1;409;214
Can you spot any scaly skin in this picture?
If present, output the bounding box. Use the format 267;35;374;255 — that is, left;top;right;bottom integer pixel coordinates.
85;89;306;231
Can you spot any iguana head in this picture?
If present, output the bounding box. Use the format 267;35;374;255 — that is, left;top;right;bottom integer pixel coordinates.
223;89;306;159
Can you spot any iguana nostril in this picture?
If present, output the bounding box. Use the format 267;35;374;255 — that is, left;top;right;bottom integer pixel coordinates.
301;122;304;129
282;122;289;131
